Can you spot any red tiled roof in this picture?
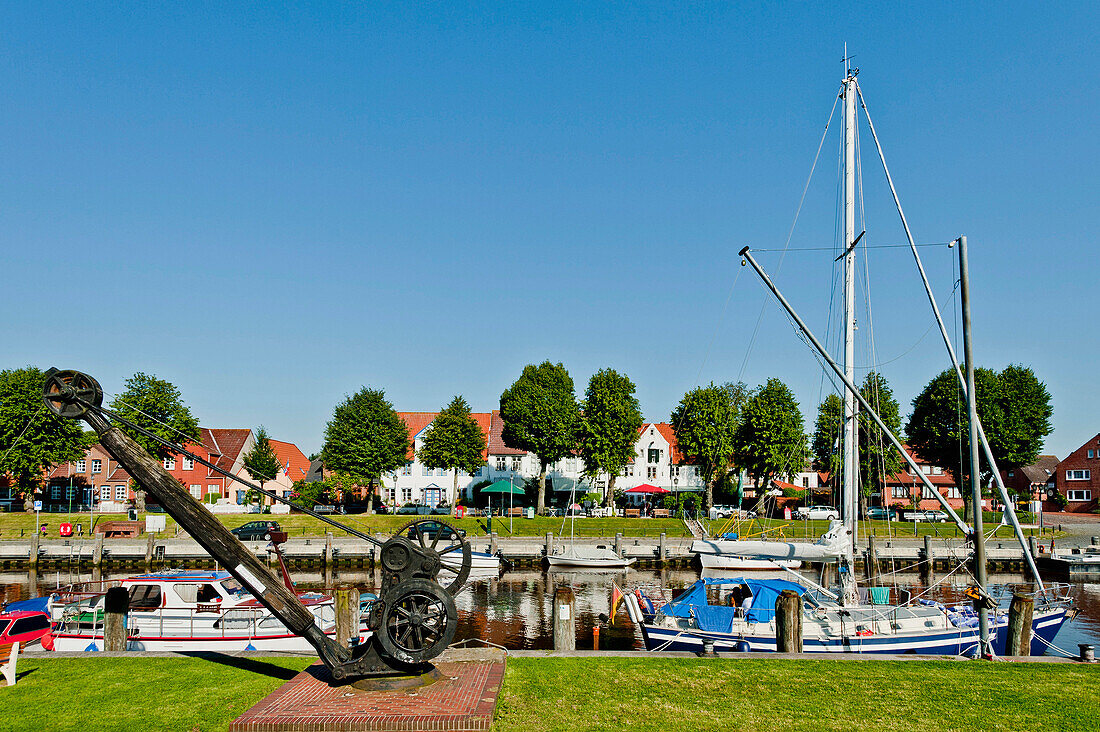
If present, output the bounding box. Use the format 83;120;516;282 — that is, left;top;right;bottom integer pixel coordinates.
106;465;131;482
640;423;684;463
884;445;956;487
201;428;252;475
487;410;527;457
771;479;805;492
398;411;494;461
269;439;312;483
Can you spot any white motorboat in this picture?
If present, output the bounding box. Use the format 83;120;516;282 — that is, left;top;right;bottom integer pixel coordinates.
47;569;372;652
697;554;800;570
547;544;635;570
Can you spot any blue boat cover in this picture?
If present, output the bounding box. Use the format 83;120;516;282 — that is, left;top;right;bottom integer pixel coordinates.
661;577;808;628
2;596;49;613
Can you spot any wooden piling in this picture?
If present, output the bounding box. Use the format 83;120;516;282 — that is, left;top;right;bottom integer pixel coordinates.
1006;593;1034;656
334;587;361;649
1028;535;1038;559
545;532;553;558
552;585;576;651
145;534;155;568
324;532;333;565
104;586;129;652
93;533;104;567
490;532;498;556
775;590;802;653
28;532;39;569
658;532;666;565
614;533;623;557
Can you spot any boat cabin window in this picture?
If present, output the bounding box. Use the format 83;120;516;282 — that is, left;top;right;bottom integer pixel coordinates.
8;615;50;636
220;579;245;596
129;584;163;610
175;584;220;604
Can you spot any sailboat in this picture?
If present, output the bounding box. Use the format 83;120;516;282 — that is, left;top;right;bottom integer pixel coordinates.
546;461;634;570
628;57;1074;655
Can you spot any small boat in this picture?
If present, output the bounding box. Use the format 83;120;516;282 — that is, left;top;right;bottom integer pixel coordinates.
441;548;507;576
1037;545;1100;581
1;607;53;654
547;544;635;570
697;554;801;570
46;569;372;652
627;577;1073;655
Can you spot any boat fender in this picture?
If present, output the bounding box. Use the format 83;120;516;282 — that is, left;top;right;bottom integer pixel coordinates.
735;640;751;653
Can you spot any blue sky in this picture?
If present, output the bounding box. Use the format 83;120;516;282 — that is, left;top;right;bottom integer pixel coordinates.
2;3;1096;459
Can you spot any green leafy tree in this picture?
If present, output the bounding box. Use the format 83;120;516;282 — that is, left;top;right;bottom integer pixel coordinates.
858;372;904;509
109;372;202;511
289;478;332;509
498;362;580;514
242;426;282;505
906;364;1051;519
0;367;91;511
577;369;644;507
669;382;748;510
811;393;844;475
321;387;408;515
734;378;808;492
418;396;487;503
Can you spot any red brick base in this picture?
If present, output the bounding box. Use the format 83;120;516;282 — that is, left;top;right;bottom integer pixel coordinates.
229;660;505;731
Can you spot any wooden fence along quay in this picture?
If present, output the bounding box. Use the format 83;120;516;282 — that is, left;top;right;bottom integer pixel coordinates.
1;532;1091;574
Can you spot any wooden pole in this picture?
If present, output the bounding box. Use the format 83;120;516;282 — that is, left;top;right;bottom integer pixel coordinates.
865;535;879;585
552;585;576;651
614;533;623;558
28;531;39;569
1006;593;1034;656
490;532;498;556
93;532;104;567
545;532;553;559
145;533;155;568
334;587;361;649
324;532;333;566
922;534;934;582
775;590;802;653
104;586;129;651
658;532;666;565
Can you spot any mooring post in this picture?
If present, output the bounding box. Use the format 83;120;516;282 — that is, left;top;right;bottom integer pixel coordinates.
145;533;155;568
659;532;667;564
614;532;623;557
1006;593;1034;656
93;532;104;567
28;531;39;569
552;585;576;651
489;532;498;556
544;532;553;558
104;586;129;652
1092;536;1100;547
775;589;802;653
334;587;361;649
1028;535;1038;560
324;532;333;566
865;535;879;584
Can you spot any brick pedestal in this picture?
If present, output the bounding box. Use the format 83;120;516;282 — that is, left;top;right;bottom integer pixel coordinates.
230;654;505;732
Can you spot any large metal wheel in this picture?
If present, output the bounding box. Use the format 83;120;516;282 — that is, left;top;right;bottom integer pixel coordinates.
376;578;457;667
398;517;471;594
42;368;103;418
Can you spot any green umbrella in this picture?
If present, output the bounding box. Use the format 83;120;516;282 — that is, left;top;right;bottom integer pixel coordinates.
480;479;525;533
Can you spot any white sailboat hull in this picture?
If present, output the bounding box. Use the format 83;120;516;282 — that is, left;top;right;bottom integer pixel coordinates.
697;554;801;570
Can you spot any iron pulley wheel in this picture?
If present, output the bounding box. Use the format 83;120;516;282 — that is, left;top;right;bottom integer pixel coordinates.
397;517;471;594
42;368;103;419
376;578;457;667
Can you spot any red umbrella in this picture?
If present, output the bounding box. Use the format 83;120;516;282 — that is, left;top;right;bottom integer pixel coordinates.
626;484;670;494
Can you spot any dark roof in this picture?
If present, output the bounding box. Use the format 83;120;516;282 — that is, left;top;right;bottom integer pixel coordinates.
1019;455;1060;484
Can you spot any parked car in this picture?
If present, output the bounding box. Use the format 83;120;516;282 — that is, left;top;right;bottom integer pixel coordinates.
793;505;840;521
230;520;281;541
903;509;949;523
405;521;466;541
396;503;438;515
713;506;757;520
866;506;899;521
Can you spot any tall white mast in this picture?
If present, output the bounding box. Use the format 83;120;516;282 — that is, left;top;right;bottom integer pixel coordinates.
841;52;860;605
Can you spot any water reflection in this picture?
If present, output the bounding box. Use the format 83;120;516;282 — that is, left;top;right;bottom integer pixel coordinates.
3;566;1098;654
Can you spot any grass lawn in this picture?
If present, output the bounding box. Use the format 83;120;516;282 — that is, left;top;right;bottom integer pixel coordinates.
4;656;1094;732
0;511;1058;542
0;656;313;732
496;657;1099;732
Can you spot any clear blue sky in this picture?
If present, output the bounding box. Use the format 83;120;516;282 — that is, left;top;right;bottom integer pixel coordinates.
3;3;1096;460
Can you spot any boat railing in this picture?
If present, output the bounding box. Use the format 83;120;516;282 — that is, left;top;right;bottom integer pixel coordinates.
988;582;1074;606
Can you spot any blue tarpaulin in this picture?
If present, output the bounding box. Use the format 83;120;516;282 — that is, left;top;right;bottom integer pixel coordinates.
660;577;808;629
2;596;49;613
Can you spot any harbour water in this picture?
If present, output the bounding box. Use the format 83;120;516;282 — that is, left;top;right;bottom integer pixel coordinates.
3;567;1097;655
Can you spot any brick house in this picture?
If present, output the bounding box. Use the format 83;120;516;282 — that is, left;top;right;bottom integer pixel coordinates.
999;455;1059;509
882;445;964;511
1053;433;1100;514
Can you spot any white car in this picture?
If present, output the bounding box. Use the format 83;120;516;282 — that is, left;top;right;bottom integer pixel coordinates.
794;505;840;521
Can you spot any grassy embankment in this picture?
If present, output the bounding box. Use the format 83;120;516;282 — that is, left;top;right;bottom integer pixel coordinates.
0;511;1054;541
1;656;1095;732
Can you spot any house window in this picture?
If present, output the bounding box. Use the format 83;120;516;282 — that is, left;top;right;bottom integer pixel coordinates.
648;449;661;464
511;456;522;472
945;487;961;499
115;485;127;501
438;468;447;476
401;487;412;503
100;486;110;501
1089;450;1095;459
932;466;943;476
66;485;76;499
920;465;931;475
1067;490;1092;501
921;487;936;499
51;486;62;499
207;485;218;497
92;459;102;474
164;458;176;470
623;463;634;478
190;485;202;499
473;467;482;477
74;459;86;473
183;457;194;470
802;477;810;488
891;486;909;499
422;465;431;476
402;464;412;476
671;465;681;478
647;466;658;480
496;456;507;471
1067;470;1091;481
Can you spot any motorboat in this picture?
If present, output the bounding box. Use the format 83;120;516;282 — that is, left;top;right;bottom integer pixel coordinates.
46;569;372;652
547;544;635;570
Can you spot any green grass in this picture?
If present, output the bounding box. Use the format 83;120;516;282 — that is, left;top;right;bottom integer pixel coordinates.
0;656;313;732
495;658;1099;732
5;656;1095;732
